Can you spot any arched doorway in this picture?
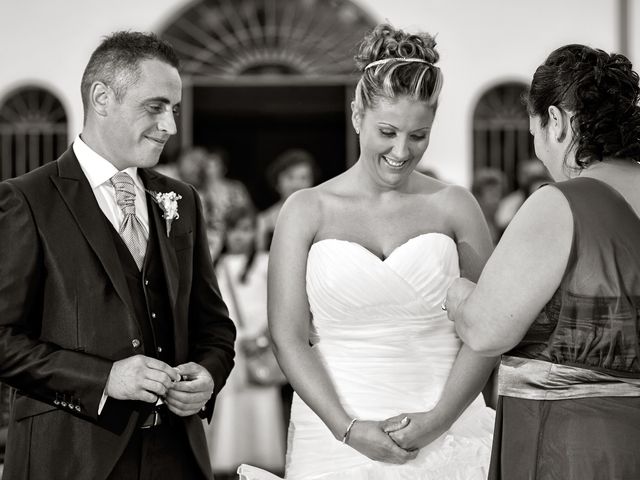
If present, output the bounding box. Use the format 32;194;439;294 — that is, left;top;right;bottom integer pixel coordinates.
159;0;375;209
472;82;534;191
0;86;68;181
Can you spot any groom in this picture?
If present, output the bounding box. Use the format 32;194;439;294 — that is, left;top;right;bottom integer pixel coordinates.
0;32;235;479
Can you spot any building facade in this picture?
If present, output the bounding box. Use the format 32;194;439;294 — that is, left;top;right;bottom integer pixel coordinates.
0;0;636;189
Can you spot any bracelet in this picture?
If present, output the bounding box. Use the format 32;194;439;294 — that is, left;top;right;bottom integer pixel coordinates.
341;418;358;444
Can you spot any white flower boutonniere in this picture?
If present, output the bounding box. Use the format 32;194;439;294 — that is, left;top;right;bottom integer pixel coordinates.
148;190;182;237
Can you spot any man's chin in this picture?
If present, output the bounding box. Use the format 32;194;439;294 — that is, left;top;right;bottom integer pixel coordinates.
138;151;163;168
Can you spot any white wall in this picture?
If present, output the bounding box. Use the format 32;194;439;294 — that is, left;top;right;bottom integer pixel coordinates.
630;0;640;68
0;0;628;186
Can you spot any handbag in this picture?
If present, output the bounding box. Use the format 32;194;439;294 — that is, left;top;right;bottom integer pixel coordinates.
241;334;287;386
221;259;287;386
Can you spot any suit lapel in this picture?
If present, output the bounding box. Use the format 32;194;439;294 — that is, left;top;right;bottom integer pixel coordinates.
50;149;135;315
139;169;179;316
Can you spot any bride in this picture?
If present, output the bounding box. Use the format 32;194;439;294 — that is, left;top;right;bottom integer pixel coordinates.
239;24;496;480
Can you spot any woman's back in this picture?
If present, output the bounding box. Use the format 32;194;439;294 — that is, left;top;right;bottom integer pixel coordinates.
509;175;640;378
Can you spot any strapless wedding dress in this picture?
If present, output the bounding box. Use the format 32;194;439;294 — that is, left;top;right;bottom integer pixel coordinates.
239;233;494;480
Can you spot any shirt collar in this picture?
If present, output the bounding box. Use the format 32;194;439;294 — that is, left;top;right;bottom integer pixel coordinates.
73;135;145;193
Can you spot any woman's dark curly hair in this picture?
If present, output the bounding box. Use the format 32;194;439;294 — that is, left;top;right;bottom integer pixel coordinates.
354;24;443;110
524;44;640;168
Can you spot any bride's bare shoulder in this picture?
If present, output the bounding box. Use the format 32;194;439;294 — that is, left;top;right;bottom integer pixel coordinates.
277;173;354;237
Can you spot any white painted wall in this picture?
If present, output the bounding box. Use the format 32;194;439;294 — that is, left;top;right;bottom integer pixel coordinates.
0;0;628;186
630;0;640;68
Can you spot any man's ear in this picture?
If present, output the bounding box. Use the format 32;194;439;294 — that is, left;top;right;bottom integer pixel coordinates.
351;101;362;135
89;81;111;117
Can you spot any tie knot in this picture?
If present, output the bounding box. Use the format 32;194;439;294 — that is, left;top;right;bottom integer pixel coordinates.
111;172;136;215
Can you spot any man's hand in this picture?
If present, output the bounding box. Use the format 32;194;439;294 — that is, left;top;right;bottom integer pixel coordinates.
382;410;449;451
165;362;214;417
105;355;180;403
346;419;418;464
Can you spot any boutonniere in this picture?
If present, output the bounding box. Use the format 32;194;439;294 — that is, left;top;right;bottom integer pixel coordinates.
147;190;182;237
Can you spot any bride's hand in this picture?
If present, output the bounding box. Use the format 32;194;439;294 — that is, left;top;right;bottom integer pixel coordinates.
382;411;449;451
346;419;418;464
445;278;476;320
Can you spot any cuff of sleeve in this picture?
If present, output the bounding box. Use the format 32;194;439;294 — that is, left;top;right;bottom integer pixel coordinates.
98;389;108;415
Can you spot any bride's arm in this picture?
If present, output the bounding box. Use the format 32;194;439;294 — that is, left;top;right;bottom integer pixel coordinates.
386;186;498;450
269;189;416;464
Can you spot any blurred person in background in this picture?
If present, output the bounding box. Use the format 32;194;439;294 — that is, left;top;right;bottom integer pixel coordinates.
446;43;640;479
176;146;209;191
205;205;286;480
471;168;507;244
494;157;550;233
202;148;253;260
256;148;319;250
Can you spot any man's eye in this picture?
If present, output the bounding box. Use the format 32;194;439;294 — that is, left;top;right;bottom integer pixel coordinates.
172;107;181;117
147;104;163;113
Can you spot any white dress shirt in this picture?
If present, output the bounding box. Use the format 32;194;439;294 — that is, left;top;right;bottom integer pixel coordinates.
73;135;151;413
73;135;149;237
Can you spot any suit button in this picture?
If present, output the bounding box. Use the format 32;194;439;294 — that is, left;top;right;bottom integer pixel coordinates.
151;312;157;319
157;346;163;353
61;401;67;408
132;339;141;348
75;405;81;412
145;279;149;286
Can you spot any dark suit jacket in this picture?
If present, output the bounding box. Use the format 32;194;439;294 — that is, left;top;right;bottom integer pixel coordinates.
0;148;236;479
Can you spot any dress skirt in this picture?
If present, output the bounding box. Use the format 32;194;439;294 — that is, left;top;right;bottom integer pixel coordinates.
489;395;640;480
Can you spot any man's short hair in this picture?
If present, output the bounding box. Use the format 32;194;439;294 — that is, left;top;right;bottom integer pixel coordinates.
80;31;180;118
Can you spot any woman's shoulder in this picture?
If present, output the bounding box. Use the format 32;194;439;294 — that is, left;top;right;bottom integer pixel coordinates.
506;184;573;238
281;179;347;213
411;173;479;214
276;187;324;231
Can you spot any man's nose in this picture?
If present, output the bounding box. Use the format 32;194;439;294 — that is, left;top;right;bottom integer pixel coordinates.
158;111;177;135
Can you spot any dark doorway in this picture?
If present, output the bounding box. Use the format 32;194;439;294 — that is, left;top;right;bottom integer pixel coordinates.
192;84;350;210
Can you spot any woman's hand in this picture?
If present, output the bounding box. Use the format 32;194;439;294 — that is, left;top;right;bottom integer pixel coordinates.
445;278;476;321
382;410;449;451
346;419;419;464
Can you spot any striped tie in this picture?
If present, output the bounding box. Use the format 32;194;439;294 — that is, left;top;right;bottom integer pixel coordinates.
110;172;147;270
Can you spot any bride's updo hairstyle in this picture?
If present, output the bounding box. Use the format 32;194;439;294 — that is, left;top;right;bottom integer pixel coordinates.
525;44;640;168
354;24;443;111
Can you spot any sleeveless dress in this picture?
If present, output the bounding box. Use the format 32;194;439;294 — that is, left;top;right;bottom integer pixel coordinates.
239;233;494;480
204;253;285;475
490;178;640;480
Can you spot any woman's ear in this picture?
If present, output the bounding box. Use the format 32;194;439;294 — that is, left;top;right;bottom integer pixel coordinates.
547;105;569;143
351;101;362;135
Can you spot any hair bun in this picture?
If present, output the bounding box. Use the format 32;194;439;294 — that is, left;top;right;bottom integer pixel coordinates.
355;24;439;72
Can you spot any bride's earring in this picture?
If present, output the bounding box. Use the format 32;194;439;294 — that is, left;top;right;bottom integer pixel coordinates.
355;128;360;135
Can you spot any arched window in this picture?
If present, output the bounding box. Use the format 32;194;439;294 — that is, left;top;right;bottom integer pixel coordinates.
161;0;374;78
0;86;68;180
473;82;534;190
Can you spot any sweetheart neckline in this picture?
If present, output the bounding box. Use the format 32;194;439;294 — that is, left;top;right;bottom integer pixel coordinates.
310;232;455;262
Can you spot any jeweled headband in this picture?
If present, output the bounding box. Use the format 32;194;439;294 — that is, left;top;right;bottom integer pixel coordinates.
364;58;432;70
